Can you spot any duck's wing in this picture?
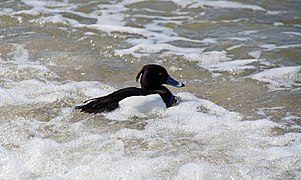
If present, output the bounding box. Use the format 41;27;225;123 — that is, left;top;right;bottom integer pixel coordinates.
75;87;162;114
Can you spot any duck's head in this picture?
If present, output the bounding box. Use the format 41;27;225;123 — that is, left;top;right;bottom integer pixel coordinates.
136;64;185;90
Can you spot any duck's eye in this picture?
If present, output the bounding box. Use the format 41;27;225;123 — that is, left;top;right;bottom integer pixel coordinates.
158;72;163;76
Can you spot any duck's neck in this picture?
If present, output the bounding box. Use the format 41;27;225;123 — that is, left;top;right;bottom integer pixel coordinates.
159;87;174;107
141;84;162;90
142;86;174;107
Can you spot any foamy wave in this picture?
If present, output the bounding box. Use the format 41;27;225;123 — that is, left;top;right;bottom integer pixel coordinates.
115;43;205;58
10;0;207;59
187;50;256;74
6;0;269;62
260;44;301;51
0;79;110;106
0;44;56;81
0;43;111;106
172;0;266;11
2;92;301;179
249;66;301;91
201;59;259;74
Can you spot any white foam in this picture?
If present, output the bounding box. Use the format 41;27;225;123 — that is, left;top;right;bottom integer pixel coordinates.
0;44;58;82
179;50;259;75
17;0;72;16
82;20;206;59
249;66;301;91
228;37;251;41
201;38;217;44
201;59;259;74
1;91;301;179
239;30;258;35
34;14;67;24
226;45;242;51
260;44;301;51
83;24;147;36
172;0;265;11
0;79;110;106
3;0;203;61
282;32;301;36
273;22;284;26
186;50;230;66
0;146;26;179
267;10;286;15
248;50;262;59
174;163;216;180
15;0;206;59
115;43;204;58
0;43;113;106
64;155;175;179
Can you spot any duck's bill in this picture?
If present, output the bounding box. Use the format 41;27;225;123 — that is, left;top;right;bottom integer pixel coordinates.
165;76;185;87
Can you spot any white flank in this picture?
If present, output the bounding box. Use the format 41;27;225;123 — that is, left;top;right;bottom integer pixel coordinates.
119;94;166;113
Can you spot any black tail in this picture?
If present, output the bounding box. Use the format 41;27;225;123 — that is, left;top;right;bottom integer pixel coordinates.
75;97;119;114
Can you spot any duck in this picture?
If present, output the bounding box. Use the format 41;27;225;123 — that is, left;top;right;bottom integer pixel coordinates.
75;64;185;114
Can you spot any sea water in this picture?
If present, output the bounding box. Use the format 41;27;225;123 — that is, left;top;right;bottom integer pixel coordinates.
0;0;301;179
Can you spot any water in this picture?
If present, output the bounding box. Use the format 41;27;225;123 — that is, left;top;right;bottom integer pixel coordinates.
0;0;301;179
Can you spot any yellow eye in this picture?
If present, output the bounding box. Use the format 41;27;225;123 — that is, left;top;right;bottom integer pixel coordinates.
158;72;163;76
